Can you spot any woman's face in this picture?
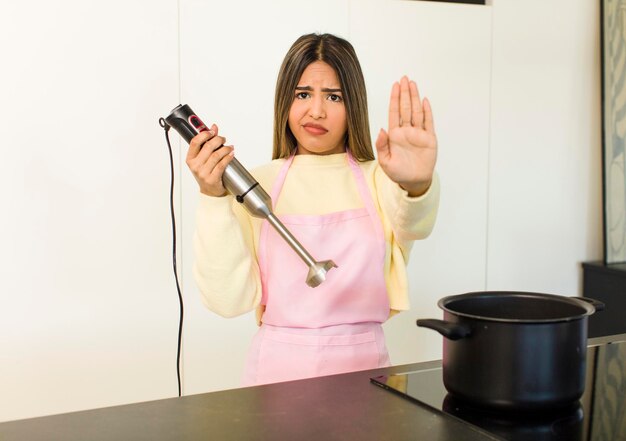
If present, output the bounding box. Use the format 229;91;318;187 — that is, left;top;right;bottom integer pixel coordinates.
288;61;347;155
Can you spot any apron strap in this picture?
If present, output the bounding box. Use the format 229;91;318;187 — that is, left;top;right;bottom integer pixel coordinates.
346;151;385;241
260;153;294;304
271;153;296;203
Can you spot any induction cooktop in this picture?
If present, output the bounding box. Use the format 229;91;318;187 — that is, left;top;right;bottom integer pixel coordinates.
371;337;626;441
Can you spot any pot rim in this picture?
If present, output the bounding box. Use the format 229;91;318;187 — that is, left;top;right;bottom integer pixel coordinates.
437;291;597;324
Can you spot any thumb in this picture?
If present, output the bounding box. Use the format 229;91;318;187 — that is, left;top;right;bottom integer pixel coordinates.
375;128;389;156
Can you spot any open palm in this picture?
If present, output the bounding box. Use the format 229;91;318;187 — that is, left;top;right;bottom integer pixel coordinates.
375;76;437;197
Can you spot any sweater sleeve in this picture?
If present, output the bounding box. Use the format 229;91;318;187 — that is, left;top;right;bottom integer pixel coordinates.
377;170;440;253
192;193;262;317
373;168;440;312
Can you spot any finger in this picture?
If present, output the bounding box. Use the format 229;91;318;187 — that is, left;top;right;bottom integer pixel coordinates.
388;82;400;130
399;76;411;127
375;128;389;156
187;130;215;162
195;135;227;164
410;80;424;128
187;124;220;159
423;98;435;133
205;141;232;170
205;124;221;151
200;147;235;195
199;143;233;177
210;148;236;179
188;136;227;174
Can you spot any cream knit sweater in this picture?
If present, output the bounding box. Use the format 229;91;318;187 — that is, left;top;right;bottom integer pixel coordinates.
193;152;439;323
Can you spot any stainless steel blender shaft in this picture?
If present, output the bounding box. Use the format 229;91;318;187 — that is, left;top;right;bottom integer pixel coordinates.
222;161;337;288
267;214;316;267
266;214;337;288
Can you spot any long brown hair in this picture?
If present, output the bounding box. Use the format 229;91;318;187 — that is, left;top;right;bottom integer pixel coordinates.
272;33;374;161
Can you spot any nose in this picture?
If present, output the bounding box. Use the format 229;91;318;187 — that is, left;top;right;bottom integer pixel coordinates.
309;96;326;119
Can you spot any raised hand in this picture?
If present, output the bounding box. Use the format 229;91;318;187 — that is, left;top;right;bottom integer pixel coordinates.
375;76;437;197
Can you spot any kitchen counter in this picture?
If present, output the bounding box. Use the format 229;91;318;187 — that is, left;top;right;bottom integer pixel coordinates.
1;333;625;441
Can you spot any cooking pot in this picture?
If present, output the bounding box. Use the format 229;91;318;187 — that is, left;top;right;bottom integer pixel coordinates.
416;291;604;412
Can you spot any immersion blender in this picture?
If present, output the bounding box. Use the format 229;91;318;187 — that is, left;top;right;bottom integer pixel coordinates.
164;104;337;288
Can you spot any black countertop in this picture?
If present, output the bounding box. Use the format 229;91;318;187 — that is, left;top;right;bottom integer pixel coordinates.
0;363;498;441
2;333;625;441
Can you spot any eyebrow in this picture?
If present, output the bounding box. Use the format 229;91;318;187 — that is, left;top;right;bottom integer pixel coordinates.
295;86;343;93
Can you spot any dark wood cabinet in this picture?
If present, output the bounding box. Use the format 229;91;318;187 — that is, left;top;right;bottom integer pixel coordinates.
582;261;626;338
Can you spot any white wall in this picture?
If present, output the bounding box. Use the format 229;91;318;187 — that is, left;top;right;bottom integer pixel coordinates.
0;0;602;422
487;0;603;292
0;0;180;422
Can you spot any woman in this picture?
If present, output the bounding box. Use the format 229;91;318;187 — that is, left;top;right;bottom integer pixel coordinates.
186;33;439;386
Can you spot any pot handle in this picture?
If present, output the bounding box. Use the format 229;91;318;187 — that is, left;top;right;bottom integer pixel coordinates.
416;319;472;340
574;296;606;312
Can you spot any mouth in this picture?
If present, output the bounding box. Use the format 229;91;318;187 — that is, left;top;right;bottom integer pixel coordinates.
302;123;328;135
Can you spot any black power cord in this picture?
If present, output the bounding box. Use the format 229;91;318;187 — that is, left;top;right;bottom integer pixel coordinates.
158;117;184;397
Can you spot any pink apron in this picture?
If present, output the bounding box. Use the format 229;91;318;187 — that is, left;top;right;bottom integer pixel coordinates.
241;151;391;386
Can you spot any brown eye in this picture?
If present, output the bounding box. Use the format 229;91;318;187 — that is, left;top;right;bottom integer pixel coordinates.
328;94;343;102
